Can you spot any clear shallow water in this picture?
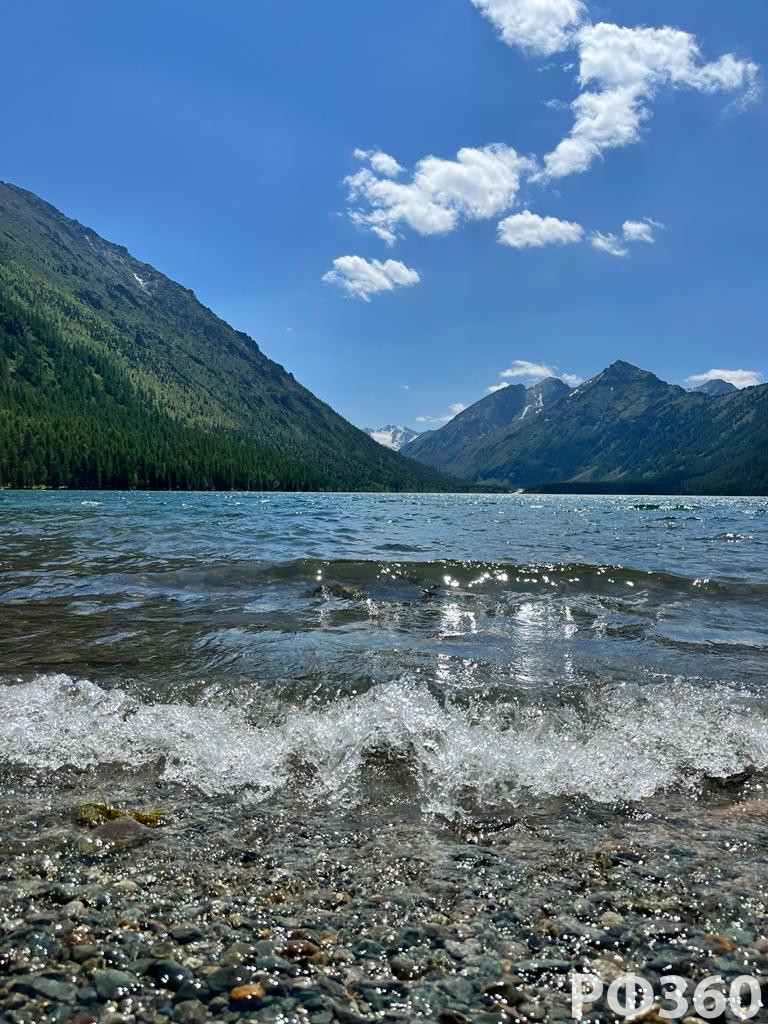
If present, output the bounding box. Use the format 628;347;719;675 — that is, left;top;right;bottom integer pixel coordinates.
1;490;767;818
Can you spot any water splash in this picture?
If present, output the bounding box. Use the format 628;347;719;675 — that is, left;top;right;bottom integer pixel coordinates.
2;673;767;816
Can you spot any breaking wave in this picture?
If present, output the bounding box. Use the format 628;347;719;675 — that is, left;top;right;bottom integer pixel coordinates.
2;673;768;816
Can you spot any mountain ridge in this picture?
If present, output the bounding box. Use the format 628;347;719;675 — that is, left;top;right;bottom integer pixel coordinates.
689;378;738;396
405;377;572;469
0;181;455;492
406;360;768;494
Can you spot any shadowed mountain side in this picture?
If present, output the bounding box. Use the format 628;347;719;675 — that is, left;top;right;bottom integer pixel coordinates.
406;361;768;494
405;377;572;472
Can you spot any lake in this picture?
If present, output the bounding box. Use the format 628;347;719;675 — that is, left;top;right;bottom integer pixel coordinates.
1;491;767;1020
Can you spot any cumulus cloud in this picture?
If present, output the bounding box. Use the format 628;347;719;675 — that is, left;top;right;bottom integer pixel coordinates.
590;230;629;257
354;148;404;178
346;144;535;244
543;23;759;178
322;255;420;301
497;210;584;248
337;4;756;263
561;372;584;386
487;382;510;393
471;0;587;56
686;368;763;389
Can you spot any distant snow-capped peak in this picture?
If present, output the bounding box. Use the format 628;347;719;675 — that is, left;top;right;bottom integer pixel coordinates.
364;425;420;451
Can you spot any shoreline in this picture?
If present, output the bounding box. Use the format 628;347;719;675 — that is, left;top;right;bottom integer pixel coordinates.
2;793;767;1023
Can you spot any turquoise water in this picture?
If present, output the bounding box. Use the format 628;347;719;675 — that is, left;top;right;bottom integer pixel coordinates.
1;491;767;815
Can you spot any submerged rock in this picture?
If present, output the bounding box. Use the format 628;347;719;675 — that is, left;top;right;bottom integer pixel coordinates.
73;803;126;827
20;976;79;1003
91;969;140;1000
229;982;266;1007
79;816;153;855
73;803;166;829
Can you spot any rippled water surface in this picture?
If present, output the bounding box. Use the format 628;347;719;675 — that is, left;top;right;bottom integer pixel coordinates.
1;490;767;818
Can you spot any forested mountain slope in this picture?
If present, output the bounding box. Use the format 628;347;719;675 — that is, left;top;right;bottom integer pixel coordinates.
0;182;453;492
407;361;768;495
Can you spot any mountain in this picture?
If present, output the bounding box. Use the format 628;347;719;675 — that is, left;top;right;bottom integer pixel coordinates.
0;182;454;492
689;379;738;396
364;425;420;451
405;377;572;470
406;361;768;494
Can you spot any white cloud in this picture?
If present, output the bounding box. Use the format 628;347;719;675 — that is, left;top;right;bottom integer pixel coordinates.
491;363;582;392
346;143;535;244
577;23;757;94
354;148;404;178
590;230;629;257
498;210;584;248
322;255;420;301
686;368;763;389
471;0;587;56
543;23;759;178
339;5;756;263
622;218;662;243
501;360;557;380
449;402;466;415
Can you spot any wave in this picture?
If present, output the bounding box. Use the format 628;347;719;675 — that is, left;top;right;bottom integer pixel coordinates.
148;557;768;600
2;674;767;815
3;557;764;611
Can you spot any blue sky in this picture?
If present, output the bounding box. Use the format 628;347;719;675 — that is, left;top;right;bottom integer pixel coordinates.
2;1;766;429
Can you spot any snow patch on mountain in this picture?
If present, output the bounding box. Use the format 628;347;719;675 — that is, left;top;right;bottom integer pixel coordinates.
364;425;420;451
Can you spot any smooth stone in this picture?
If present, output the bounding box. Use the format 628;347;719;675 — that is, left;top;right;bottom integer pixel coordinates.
171;926;205;944
484;979;525;1007
444;940;472;960
441;976;475;1003
351;939;386;958
219;941;253;966
62;900;87;920
146;959;194;990
91;969;141;1000
113;879;139;892
599;911;625;929
439;1011;471;1024
173;1000;208;1023
148;941;179;959
229;983;267;1005
80;817;153;854
72;944;104;964
176;978;211;1001
390;954;419;980
254;955;296;974
23;977;79;1003
280;939;321;961
518;1002;546;1022
205;966;257;994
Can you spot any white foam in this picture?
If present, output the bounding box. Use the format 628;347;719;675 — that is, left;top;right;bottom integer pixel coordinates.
1;674;767;814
